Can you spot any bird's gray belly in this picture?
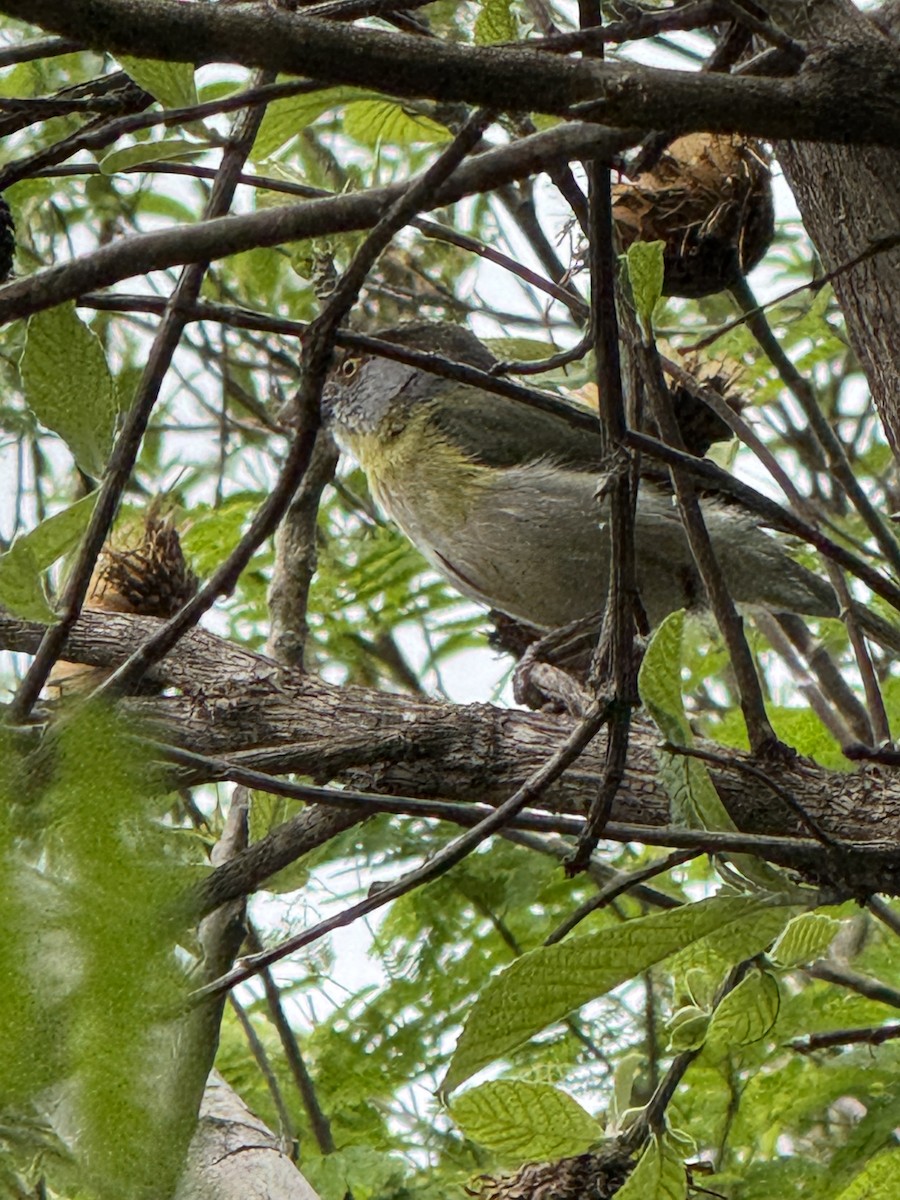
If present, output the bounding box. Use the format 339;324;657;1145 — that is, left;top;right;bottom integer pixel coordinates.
380;464;837;630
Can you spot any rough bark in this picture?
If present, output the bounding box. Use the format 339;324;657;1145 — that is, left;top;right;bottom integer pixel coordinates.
5;609;900;895
1;0;898;146
175;1073;321;1200
770;0;900;448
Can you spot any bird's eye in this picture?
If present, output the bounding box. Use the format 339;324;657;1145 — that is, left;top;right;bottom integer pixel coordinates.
341;357;360;379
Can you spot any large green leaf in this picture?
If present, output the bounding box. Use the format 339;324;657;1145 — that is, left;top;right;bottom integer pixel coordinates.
442;894;793;1093
0;493;98;621
20;304;116;477
451;1080;601;1161
118;57;197;109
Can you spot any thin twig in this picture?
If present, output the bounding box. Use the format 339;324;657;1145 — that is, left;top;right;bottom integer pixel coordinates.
791;1022;900;1054
714;0;805;57
626;431;900;614
730;276;900;579
229;994;297;1153
0;76;326;191
244;924;336;1155
520;1;720;53
569;0;637;873
754;613;865;746
545;849;698;945
866;896;900;939
662;742;841;849
622;960;752;1151
0;34;81;67
805;961;900;1011
640;341;779;754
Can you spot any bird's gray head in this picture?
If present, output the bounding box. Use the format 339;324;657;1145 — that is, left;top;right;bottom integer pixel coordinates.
322;322;496;438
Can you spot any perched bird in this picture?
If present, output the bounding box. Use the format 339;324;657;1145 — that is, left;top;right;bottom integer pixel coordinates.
322;322;845;635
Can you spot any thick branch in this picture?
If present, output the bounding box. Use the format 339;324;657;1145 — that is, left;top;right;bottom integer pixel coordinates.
3;609;899;894
3;0;899;145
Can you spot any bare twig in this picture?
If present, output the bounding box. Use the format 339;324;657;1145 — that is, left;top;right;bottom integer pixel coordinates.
569;0;637;873
791;1022;900;1053
546;849;698;944
805;960;900;1010
639;343;779;755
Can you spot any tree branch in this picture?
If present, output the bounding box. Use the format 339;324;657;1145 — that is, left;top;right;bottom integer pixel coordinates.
3;608;899;894
3;0;899;145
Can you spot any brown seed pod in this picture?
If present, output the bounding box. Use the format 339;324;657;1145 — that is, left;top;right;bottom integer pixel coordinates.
90;512;197;620
467;1147;633;1200
613;133;774;298
48;511;196;696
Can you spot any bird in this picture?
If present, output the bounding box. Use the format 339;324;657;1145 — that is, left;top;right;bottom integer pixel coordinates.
321;322;875;641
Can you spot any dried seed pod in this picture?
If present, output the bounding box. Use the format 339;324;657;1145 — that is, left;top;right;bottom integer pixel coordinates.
613;133;774;297
48;512;196;696
92;513;197;619
467;1147;633;1200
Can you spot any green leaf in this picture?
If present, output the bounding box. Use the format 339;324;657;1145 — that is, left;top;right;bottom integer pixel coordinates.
615;1132;686;1200
770;912;841;968
252;85;372;160
639;610;690;744
639;612;735;830
668;900;797;980
32;704;192;1199
705;970;780;1057
0;729;61;1104
343;99;451;147
20;304;116;476
475;0;517;44
0;494;98;621
833;1149;900;1200
100;138;209;175
666;1006;710;1053
118;57;197;109
626;240;665;334
610;1051;646;1127
442;894;788;1094
451;1080;601;1161
481;337;557;362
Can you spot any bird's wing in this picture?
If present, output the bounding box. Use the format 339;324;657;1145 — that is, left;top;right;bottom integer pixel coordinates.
428;385;607;471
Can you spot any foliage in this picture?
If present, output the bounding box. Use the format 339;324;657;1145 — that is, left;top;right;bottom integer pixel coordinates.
0;6;897;1200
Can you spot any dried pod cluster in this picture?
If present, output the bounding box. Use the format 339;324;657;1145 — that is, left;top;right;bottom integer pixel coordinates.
613;133;774;297
468;1147;633;1200
89;513;197;619
48;513;196;696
